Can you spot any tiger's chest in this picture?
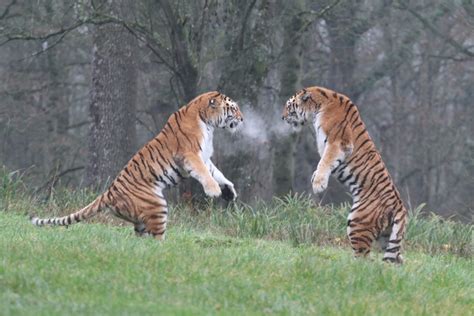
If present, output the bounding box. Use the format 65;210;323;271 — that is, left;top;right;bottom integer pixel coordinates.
200;122;214;162
313;113;327;156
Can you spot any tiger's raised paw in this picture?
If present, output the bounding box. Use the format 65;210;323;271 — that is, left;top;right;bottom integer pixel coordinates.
311;171;328;194
205;181;222;198
221;184;237;201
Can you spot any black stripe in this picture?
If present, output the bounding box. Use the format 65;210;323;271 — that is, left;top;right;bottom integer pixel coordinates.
136;194;167;208
339;172;353;184
348;109;358;124
131;159;146;182
347;172;360;187
352;121;363;130
352;153;381;175
199;112;207;123
350;237;372;246
384;246;400;253
154;138;166;150
347;149;375;165
382;257;397;262
117;177;155;199
355;129;367;143
351;177;386;212
144;145;157;163
174;113;195;147
318;89;328;98
357;139;371;150
355;176;390;210
343;104;356;122
138;152;149;174
165;122;178;139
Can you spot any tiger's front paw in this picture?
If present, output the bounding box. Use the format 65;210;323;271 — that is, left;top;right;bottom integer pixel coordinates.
221;183;237;201
205;180;222;198
311;171;328;194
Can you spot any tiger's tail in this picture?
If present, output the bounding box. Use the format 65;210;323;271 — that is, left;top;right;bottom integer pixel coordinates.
31;195;105;227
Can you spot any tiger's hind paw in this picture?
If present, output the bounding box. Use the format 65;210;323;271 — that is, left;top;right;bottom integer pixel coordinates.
382;254;404;265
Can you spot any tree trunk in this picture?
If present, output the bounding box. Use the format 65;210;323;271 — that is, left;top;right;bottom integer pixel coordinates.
86;20;137;188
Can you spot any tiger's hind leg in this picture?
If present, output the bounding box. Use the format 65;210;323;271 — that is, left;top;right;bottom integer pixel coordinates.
140;194;169;241
347;220;376;259
382;214;406;264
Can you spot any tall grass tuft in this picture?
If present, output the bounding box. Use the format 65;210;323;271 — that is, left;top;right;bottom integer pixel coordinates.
406;204;473;257
1;174;472;258
0;167;33;213
171;194;472;257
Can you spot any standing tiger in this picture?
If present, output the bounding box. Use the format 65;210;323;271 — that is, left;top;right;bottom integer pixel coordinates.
31;91;243;240
282;86;407;263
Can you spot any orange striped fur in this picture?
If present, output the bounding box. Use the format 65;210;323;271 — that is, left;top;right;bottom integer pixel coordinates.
282;86;407;263
31;91;243;240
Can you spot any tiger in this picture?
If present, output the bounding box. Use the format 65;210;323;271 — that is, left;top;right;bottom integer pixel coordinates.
31;91;244;240
282;86;407;263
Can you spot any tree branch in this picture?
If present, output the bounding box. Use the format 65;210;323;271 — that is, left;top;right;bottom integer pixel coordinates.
396;2;474;57
0;0;17;20
35;166;85;195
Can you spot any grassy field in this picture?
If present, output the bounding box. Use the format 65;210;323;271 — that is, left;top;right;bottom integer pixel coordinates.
1;211;473;316
0;171;473;315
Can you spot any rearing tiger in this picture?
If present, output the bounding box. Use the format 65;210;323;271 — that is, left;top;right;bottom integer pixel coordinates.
282;86;407;263
31;91;243;240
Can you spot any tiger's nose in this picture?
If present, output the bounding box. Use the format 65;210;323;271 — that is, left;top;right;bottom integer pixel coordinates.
281;116;284;120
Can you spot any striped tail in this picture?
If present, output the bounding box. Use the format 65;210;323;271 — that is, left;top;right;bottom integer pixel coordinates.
31;195;104;227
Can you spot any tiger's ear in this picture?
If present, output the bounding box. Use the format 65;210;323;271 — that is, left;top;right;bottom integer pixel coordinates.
209;98;216;108
301;92;311;102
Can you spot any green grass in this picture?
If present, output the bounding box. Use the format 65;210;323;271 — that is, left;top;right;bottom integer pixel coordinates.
0;170;473;315
0;212;473;316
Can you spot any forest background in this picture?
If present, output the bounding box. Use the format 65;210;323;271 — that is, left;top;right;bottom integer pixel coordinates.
0;0;472;221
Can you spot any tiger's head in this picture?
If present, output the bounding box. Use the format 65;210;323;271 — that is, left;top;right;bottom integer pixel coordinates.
281;89;315;130
200;92;243;133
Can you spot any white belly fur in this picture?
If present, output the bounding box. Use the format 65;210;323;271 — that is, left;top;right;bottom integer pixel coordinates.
313;113;326;156
199;121;214;163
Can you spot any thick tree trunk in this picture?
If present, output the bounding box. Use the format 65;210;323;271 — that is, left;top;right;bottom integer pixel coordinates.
86;21;137;188
326;8;357;95
271;3;304;196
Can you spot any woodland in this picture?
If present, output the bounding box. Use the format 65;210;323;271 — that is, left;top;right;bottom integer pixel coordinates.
0;0;473;221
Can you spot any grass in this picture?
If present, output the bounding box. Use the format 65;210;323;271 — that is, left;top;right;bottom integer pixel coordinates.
1;169;473;315
1;212;473;315
171;197;473;257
